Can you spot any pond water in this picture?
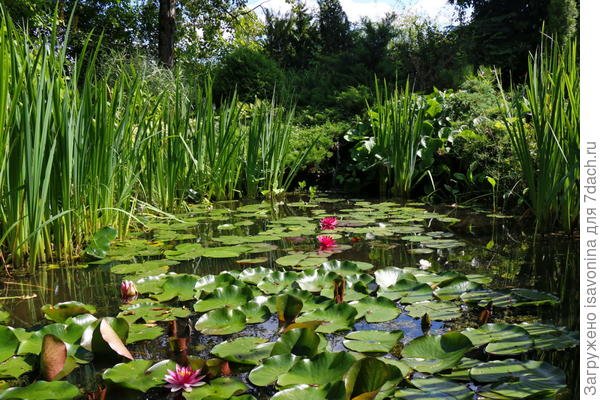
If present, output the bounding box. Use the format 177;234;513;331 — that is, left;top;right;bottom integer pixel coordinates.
0;197;579;399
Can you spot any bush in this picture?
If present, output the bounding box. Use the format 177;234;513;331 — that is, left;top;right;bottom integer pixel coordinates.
213;46;285;103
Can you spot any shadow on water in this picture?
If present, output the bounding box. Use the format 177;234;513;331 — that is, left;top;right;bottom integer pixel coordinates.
0;199;579;397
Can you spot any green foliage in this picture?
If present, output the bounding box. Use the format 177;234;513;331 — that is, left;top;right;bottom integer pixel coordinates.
500;35;579;232
213;46;284;103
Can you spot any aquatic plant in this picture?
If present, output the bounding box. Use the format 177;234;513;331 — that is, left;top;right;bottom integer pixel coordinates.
499;34;579;233
367;79;431;199
317;235;337;251
319;216;338;230
164;364;206;392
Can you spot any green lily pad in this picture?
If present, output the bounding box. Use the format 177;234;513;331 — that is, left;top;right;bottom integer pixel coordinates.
297;270;341;293
211;337;274;365
0;357;33;379
153;274;199;302
238;267;274;285
296;303;358;333
85;226;117;259
518;323;579;351
401;332;473;374
345;357;401;399
126;324;163;344
462;323;533;355
41;302;97;323
249;354;300;386
277;351;356;386
459;290;513;308
398;377;472;400
238;301;271;324
102;359;176;392
0;326;19;362
271;381;346;400
0;381;80;399
271;328;325;358
194;273;239;294
195;308;247;335
183;377;248;399
470;359;566;398
434;277;482;301
118;302;191;324
405;301;461;321
510;289;560;306
350;296;400;323
343;330;403;353
194;285;254;313
257;271;300;294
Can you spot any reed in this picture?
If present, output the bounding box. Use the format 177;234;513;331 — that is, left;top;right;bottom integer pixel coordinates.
368;80;428;200
500;35;579;233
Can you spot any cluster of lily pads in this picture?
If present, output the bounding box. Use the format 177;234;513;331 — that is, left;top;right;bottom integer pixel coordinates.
0;200;578;399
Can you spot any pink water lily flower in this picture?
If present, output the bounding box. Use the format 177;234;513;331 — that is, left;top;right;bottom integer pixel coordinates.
320;216;338;230
317;235;337;251
164;364;206;392
120;280;138;302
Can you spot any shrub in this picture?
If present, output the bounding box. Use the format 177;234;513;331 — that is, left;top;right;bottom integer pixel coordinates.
213;46;285;103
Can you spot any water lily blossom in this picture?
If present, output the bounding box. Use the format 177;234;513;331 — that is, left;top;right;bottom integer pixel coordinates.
120;280;138;302
317;235;337;251
320;216;338;230
164;364;206;392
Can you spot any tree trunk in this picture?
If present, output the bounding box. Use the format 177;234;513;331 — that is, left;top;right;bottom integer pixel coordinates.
159;0;176;68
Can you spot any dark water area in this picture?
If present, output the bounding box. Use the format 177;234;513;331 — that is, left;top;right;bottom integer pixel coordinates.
0;198;579;398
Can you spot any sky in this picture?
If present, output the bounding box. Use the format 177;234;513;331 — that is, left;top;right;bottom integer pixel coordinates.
248;0;458;26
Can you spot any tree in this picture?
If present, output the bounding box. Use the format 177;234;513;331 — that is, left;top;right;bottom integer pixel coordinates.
449;0;579;79
159;0;176;68
317;0;351;53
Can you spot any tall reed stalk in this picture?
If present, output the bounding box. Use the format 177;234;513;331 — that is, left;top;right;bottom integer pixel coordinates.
368;80;428;200
0;9;303;267
500;35;579;233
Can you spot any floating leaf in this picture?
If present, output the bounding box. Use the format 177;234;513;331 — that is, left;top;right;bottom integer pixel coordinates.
277;351;356;386
462;323;533;355
249;354;300;386
296;303;358;333
127;324;163;344
118;302;191;324
518;323;579;351
194;285;254;313
0;381;81;400
212;337;274;365
85;226;117;259
345;357;401;399
153;274;199;302
0;357;33;379
343;330;403;353
350;297;400;323
401;332;473;374
271;381;346;400
41;302;97;323
183;377;247;399
405;301;461;321
0;326;19;362
103;359;176;392
195;308;247;335
271;328;325;358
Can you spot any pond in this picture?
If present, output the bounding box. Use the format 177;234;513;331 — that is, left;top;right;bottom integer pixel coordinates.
0;197;579;399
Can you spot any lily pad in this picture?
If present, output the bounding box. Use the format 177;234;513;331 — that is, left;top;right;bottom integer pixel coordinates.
249;354;300;386
277;351;356;386
470;359;566;398
462;323;533;355
195;308;247;335
183;377;248;399
405;301;461;321
0;326;19;362
296;303;358;333
0;381;80;400
350;296;400;323
0;357;33;379
102;359;176;392
126;324;164;344
85;226;117;259
271;327;325;357
41;302;97;323
397;377;472;400
343;330;403;353
118;302;191;324
194;285;254;313
153;274;199;302
401;332;473;374
271;381;346;400
518;323;579;351
211;337;274;365
345;357;401;399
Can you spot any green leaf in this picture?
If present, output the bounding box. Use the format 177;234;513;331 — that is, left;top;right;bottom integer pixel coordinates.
0;326;19;362
153;274;199;302
0;357;33;379
85;226;117;259
271;328;324;358
103;359;176;392
350;296;400;323
345;357;401;399
211;337;274;365
462;323;533;355
296;303;357;333
0;381;81;400
343;330;403;353
249;354;300;386
183;377;247;399
194;308;247;335
41;302;97;323
405;301;461;321
118;302;191;324
271;381;346;400
194;285;253;313
126;324;163;344
277;351;356;386
401;332;473;374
